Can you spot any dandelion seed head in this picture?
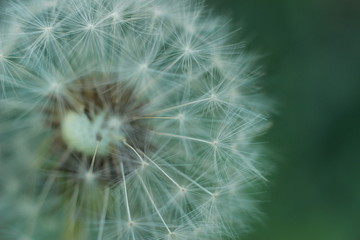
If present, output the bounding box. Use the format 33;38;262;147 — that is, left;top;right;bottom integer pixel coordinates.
177;113;185;121
127;221;135;227
47;81;62;93
184;45;194;55
210;93;218;101
86;24;95;31
212;140;219;148
110;11;121;21
0;0;271;239
42;26;53;34
138;63;148;72
84;170;96;182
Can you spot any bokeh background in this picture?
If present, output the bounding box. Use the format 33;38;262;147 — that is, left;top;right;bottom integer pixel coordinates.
207;0;360;239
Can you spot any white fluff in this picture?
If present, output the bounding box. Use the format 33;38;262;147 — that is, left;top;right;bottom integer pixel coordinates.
0;0;270;239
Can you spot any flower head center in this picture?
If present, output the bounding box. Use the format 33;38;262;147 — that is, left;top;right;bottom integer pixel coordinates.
61;111;121;156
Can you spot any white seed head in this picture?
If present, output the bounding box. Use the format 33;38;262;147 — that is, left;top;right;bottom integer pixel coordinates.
84;170;96;183
0;0;271;239
43;26;53;33
86;24;95;31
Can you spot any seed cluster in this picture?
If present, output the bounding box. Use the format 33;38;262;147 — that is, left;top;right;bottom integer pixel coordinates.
48;73;151;185
0;0;270;239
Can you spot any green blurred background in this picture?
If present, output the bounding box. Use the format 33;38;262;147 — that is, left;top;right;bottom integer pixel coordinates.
207;0;360;239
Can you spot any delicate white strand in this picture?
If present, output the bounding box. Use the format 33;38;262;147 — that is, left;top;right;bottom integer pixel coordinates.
97;187;110;240
120;162;133;225
144;98;211;116
137;173;171;234
139;150;182;189
150;131;213;145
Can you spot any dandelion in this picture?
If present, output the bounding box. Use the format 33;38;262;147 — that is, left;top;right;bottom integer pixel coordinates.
0;0;270;239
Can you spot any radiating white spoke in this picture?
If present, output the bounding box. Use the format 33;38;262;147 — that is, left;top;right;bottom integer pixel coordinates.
140;151;182;189
171;167;213;197
122;139;145;164
120;162;132;222
144;97;210;116
137;174;171;234
90;140;100;172
151;131;213;145
97;187;110;240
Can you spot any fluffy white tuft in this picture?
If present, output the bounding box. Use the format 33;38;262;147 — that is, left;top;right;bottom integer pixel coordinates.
0;0;271;239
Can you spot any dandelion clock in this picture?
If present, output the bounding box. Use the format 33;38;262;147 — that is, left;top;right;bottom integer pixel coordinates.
0;0;271;239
